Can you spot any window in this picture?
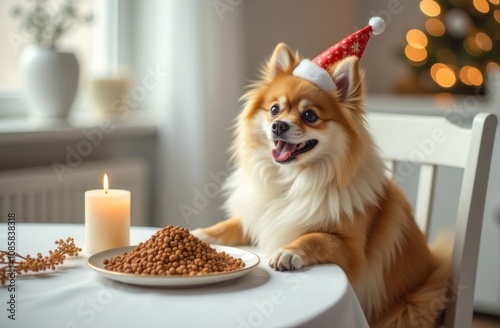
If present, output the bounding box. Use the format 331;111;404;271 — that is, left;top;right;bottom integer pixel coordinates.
0;0;161;120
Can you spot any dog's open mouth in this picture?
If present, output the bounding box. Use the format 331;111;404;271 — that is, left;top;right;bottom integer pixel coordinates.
271;140;318;163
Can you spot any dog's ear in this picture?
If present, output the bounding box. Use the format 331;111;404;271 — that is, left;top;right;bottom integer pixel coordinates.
264;43;296;81
330;56;363;107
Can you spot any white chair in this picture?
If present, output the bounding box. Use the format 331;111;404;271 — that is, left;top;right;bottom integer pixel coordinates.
366;111;497;328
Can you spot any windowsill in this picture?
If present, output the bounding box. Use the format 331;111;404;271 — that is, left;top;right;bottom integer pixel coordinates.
0;109;158;145
366;93;500;116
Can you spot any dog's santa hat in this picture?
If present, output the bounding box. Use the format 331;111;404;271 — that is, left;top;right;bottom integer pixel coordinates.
292;17;385;92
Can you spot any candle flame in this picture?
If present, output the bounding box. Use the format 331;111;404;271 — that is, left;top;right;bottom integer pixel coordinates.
103;174;109;194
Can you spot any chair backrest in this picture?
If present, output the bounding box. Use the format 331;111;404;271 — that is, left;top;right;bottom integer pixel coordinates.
366;111;497;328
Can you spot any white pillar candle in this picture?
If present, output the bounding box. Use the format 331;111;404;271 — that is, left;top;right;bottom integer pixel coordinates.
85;174;130;254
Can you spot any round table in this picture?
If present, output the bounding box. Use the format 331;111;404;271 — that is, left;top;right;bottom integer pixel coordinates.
0;224;369;328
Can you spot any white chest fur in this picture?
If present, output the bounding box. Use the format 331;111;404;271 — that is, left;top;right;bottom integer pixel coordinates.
223;150;386;255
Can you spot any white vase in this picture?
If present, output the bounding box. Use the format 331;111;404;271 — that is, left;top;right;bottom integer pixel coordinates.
20;45;80;118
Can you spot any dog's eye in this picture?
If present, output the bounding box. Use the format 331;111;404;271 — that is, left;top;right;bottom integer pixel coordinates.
303;110;318;123
270;105;280;117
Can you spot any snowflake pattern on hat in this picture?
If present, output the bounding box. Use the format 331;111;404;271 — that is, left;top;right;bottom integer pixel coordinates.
312;25;372;71
292;17;385;92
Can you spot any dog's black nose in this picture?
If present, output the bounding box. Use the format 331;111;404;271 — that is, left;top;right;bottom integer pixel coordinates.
272;121;289;136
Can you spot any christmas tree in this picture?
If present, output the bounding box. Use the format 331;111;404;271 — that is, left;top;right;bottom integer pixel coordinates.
403;0;500;94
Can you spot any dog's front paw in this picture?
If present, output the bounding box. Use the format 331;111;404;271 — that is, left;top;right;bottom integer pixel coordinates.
190;228;222;245
269;249;305;271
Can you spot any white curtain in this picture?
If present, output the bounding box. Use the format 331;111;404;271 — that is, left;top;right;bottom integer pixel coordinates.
150;1;245;228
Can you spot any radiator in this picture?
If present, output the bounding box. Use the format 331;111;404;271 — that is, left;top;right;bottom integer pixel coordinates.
0;158;149;226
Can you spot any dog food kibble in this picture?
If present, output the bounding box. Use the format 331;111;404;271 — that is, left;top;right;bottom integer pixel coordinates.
103;225;245;276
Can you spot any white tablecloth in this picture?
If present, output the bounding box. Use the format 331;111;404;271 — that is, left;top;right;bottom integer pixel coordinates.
0;224;368;328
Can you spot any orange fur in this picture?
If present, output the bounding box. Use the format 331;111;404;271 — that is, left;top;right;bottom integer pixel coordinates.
193;43;451;327
201;217;249;245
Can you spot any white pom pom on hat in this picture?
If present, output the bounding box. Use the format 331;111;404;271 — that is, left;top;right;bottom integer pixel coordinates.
292;17;385;92
369;16;385;35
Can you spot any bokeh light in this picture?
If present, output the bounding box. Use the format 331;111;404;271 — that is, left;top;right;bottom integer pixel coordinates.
494;9;500;23
420;0;441;17
431;63;456;88
425;18;446;36
405;44;428;64
460;66;483;86
473;0;490;13
406;29;428;48
431;63;447;79
404;1;496;91
475;32;493;51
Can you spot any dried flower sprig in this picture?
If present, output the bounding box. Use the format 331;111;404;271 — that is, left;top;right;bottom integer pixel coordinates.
11;0;93;50
0;237;82;286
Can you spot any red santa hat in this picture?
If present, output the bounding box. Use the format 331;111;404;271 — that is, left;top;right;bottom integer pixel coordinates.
292;17;385;92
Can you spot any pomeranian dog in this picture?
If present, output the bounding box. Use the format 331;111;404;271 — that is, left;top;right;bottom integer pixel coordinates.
193;42;450;327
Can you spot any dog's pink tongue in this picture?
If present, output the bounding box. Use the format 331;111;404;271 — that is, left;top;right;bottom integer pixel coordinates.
272;140;297;161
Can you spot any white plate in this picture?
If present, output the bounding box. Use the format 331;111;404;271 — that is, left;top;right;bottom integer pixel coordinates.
87;245;260;287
